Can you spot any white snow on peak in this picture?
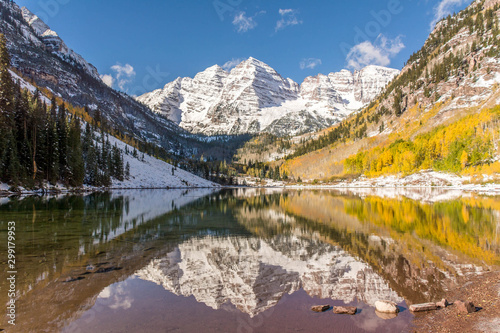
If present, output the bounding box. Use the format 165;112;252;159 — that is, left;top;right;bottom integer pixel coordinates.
137;57;399;136
21;7;57;37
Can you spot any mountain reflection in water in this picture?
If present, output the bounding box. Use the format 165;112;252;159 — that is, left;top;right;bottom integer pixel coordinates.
137;235;402;317
0;188;498;332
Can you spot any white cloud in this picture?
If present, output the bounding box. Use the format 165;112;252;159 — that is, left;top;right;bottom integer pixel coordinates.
275;9;302;32
346;34;404;70
430;0;468;30
300;58;322;70
222;58;244;71
232;12;258;33
100;74;114;87
110;63;136;90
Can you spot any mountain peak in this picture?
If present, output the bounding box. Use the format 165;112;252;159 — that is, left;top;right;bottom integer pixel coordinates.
21;7;57;37
203;64;227;74
18;5;100;80
138;58;398;136
239;57;272;69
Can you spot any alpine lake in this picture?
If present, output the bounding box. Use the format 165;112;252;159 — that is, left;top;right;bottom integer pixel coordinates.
0;188;499;332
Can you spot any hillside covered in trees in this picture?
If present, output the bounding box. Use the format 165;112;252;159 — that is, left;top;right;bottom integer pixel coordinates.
270;0;500;183
0;34;129;189
0;34;224;191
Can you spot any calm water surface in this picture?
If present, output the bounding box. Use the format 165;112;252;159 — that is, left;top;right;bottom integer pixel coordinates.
0;188;499;332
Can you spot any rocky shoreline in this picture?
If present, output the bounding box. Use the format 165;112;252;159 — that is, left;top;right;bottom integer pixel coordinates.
308;271;500;332
410;271;500;333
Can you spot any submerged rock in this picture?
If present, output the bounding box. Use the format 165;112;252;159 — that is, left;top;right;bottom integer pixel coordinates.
333;306;357;315
311;305;330;312
375;300;399;314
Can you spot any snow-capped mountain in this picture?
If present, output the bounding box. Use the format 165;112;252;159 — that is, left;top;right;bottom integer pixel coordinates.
137;57;399;136
20;7;100;81
136;235;402;317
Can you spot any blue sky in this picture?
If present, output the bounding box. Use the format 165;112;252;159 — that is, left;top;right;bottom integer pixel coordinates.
16;0;472;95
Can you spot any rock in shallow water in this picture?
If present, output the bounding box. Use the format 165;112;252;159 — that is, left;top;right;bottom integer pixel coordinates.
311;305;330;312
375;300;399;314
333;306;357;315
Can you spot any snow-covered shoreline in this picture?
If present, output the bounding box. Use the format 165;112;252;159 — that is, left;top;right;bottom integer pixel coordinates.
3;169;500;198
237;170;500;195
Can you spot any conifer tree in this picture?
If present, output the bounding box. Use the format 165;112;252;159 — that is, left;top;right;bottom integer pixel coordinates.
68;117;84;186
3;130;20;185
0;33;14;126
47;119;59;183
57;102;69;181
125;161;130;180
0;33;14;175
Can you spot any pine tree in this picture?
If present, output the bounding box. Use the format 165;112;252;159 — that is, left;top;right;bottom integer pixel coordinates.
57;102;69;181
68;117;84;186
125;162;130;180
47;119;59;183
29;92;48;184
2;130;20;185
111;144;124;181
0;33;14;176
0;34;14;127
393;88;403;116
85;145;98;186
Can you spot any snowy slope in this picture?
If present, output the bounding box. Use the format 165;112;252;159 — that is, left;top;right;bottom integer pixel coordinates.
107;134;219;188
0;70;218;192
137;58;399;136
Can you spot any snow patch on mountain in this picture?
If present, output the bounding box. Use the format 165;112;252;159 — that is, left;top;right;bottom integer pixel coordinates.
107;134;219;189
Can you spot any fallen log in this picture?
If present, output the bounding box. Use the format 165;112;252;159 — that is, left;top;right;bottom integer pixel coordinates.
409;303;437;312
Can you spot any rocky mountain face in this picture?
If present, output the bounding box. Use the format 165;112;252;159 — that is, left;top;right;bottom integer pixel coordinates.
137;57;399;136
136;235;402;317
20;7;100;81
364;0;500;135
0;0;191;152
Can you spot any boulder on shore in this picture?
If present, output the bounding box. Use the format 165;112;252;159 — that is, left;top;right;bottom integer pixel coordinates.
454;300;476;314
436;299;449;308
375;300;399;314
